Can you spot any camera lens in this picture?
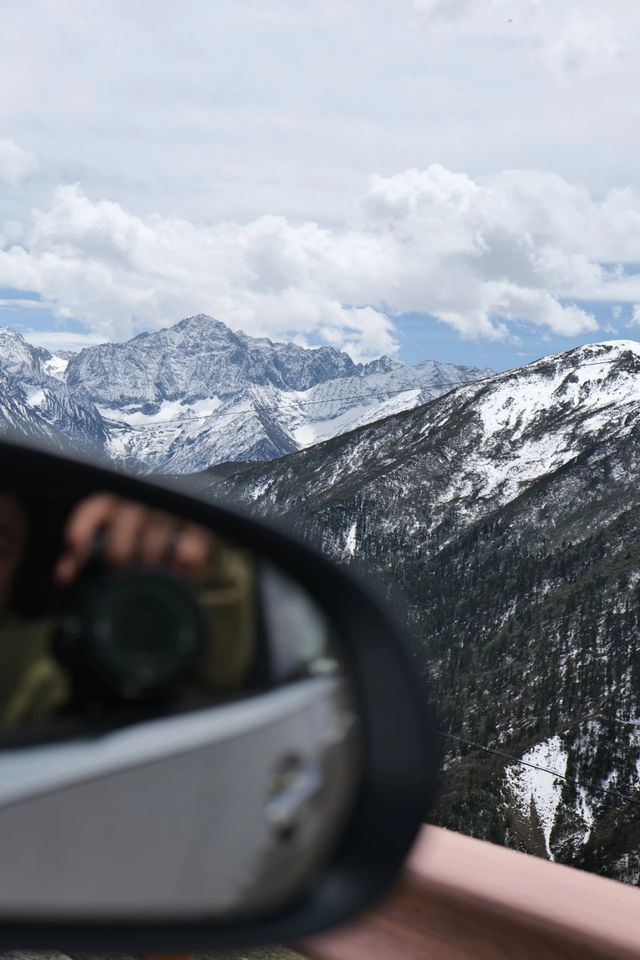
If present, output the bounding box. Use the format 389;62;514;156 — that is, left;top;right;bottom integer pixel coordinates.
88;570;204;700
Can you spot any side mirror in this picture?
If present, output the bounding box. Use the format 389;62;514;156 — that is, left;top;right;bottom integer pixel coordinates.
0;437;437;953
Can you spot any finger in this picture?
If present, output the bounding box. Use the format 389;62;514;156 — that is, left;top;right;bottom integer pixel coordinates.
138;511;181;566
102;502;151;566
171;524;212;574
55;493;118;584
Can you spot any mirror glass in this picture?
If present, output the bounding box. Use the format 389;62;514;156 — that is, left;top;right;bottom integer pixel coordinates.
0;482;362;921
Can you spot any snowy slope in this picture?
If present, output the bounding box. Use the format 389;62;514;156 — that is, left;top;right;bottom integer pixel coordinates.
214;340;640;551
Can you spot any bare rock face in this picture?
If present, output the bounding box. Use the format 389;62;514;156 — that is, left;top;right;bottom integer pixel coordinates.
64;314;362;405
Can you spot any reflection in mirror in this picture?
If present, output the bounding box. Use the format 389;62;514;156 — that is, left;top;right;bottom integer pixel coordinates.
0;485;361;920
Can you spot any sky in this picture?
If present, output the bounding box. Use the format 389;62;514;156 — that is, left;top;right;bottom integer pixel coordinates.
2;0;640;370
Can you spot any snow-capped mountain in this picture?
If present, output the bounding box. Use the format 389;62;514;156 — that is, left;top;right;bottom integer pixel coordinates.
0;316;490;472
0;329;107;455
57;314;488;472
204;339;640;883
207;340;640;538
64;314;363;404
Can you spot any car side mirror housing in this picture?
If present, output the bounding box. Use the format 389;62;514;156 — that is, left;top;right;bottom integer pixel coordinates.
0;436;437;953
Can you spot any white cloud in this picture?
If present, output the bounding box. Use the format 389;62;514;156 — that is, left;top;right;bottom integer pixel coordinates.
540;11;623;79
0;298;48;310
1;1;638;366
0;184;398;359
1;0;639;232
21;330;109;353
412;0;485;21
0;139;38;187
10;163;640;353
412;0;626;79
631;305;640;326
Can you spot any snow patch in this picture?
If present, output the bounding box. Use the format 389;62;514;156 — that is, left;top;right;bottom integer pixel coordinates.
98;396;223;427
249;478;273;500
504;735;568;858
43;355;69;379
344;521;358;557
26;388;45;408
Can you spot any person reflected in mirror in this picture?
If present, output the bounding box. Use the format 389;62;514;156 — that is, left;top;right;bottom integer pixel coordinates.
0;491;256;734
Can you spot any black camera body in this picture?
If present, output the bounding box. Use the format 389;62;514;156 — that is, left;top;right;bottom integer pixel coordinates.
54;561;205;707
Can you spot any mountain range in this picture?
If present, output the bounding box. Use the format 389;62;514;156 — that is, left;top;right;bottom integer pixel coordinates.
5;312;640;883
0;316;490;472
201;339;640;884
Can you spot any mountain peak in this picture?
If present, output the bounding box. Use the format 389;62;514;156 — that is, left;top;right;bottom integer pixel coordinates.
64;313;360;407
172;313;242;339
0;326;51;378
361;355;403;375
174;313;230;332
580;338;640;352
540;339;640;370
56;314;491;472
0;325;26;340
0;326;35;351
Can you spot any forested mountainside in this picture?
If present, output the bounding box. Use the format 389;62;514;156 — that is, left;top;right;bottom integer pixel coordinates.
0;318;490;472
201;339;640;883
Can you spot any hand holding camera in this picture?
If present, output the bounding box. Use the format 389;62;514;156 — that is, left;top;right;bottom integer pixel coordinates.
54;493;213;585
53;494;214;707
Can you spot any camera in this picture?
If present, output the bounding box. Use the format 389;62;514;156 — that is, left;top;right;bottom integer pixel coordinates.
54;560;206;705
